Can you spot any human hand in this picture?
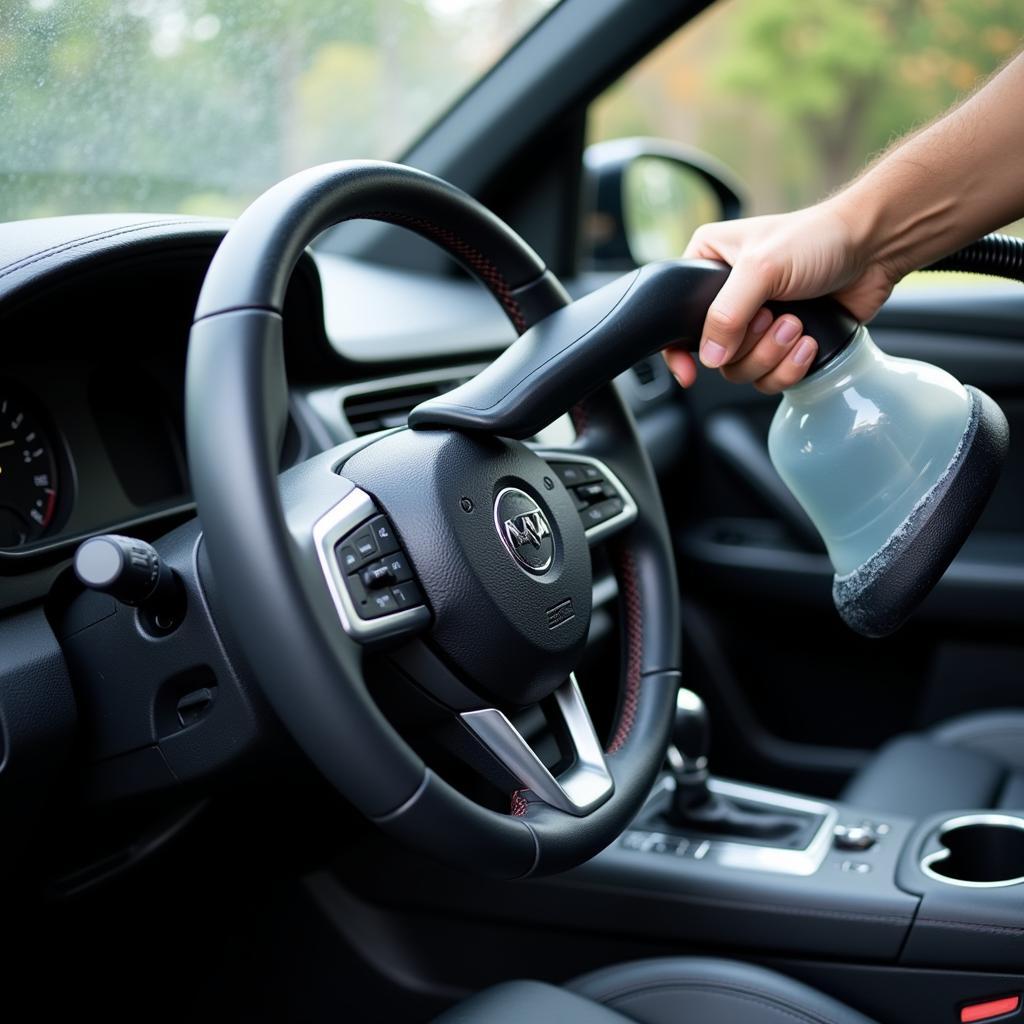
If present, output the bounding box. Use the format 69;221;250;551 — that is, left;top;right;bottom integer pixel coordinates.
664;200;898;393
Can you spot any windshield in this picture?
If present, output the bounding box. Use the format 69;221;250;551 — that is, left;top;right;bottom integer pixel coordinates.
1;0;558;221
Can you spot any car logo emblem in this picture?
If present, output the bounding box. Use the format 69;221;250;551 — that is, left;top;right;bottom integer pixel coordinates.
494;487;554;575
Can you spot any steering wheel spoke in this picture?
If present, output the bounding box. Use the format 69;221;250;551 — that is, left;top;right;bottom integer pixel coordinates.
534;449;637;546
461;675;613;816
275;446;432;645
311;486;432;643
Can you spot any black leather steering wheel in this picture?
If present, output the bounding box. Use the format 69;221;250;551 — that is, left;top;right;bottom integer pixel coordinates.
186;160;680;878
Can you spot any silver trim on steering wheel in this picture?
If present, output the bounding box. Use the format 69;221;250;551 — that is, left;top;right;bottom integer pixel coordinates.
533;450;638;546
313;486;431;642
460;674;614;816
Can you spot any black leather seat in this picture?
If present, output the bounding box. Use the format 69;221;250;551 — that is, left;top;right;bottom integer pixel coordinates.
842;710;1024;818
435;958;875;1023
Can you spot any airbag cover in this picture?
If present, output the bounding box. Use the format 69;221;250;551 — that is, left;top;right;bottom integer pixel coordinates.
343;429;592;706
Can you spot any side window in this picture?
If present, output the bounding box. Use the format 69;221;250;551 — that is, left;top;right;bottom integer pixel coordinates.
585;0;1023;265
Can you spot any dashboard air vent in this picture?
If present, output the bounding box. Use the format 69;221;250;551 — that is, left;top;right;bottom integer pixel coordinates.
341;378;466;436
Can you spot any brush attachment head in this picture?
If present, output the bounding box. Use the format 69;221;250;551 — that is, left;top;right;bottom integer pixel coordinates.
832;385;1008;636
769;328;1009;637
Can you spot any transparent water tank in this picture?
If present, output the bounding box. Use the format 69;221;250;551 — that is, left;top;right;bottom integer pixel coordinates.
768;327;971;576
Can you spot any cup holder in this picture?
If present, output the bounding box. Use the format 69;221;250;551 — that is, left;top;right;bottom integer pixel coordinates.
921;814;1024;888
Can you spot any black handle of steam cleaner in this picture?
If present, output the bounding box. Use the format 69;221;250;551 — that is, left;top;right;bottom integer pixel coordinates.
409;258;859;440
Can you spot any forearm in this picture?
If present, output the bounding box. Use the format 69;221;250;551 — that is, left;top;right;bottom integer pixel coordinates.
831;52;1024;278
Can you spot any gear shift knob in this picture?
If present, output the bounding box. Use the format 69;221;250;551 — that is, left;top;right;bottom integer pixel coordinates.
664;687;807;841
672;688;709;765
667;688;711;812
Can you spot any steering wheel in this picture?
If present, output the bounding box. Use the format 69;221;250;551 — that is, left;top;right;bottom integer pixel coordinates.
186;161;680;878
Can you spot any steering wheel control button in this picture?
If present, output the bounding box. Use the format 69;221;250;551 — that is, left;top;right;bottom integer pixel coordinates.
365;590;399;618
344;570;368;602
580;497;623;527
833;823;878;851
390;581;424;610
381;551;413;583
551;461;602;487
368;515;400;556
577;481;613;502
338;544;361;572
361;561;397;589
345;565;424;621
494;487;554;576
542;456;637;544
326;503;429;627
350;530;378;564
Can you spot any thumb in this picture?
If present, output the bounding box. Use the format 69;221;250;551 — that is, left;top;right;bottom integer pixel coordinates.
698;261;774;369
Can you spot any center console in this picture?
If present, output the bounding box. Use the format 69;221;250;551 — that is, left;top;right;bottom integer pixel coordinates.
627;688;874;878
340;690;1024;1022
896;810;1024;973
569;690;1024;976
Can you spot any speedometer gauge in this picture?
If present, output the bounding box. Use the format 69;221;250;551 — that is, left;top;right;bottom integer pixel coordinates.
0;389;60;547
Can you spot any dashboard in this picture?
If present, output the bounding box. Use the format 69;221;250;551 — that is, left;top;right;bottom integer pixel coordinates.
0;214;683;614
0;252;206;591
1;329;190;552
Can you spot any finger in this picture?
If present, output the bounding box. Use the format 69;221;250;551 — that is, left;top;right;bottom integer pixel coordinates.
683;221;740;262
683;237;717;260
721;306;774;367
721;314;803;384
662;348;698;388
754;336;819;394
698;261;774;370
682;224;721;260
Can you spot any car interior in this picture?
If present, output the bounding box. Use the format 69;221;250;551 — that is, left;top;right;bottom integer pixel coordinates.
4;1;1024;1022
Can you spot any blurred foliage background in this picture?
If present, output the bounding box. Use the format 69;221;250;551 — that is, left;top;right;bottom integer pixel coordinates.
0;0;556;219
591;0;1023;219
2;0;1022;231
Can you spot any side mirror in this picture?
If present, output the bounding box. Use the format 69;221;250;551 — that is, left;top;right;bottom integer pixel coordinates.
582;137;746;270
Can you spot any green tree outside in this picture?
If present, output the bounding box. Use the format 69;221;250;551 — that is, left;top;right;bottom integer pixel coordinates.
591;0;1023;217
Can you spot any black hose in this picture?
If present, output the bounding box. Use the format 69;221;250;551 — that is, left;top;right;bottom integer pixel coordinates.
925;232;1024;283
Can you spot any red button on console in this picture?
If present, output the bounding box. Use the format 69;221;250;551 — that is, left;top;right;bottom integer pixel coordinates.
961;995;1021;1023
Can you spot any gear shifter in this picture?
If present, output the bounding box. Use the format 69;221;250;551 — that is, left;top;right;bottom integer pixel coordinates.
664;689;806;842
666;688;712;812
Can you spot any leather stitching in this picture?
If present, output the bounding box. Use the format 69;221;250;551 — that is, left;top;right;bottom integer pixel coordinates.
599;981;850;1024
360;210;527;333
607;546;642;754
0;218;223;281
570;402;589;436
915;917;1024;936
2;212;529;338
563;877;912;924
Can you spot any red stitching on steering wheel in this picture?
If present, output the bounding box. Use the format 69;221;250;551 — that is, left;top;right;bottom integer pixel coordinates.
607;546;642;754
570;402;589;436
363;210;528;333
509;788;528;816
